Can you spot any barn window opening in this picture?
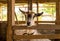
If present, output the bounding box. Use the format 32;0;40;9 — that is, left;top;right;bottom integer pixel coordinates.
38;3;56;21
0;3;7;21
0;3;56;24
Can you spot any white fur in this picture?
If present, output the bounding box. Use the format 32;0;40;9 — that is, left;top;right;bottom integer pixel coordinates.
28;13;36;27
15;29;51;41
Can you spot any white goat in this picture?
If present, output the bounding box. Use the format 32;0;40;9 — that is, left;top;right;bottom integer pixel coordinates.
15;9;51;41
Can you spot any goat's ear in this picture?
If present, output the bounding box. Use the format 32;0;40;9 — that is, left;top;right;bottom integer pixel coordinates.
33;12;43;18
19;8;27;15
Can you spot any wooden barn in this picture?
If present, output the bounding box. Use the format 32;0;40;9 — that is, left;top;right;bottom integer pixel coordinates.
0;0;60;41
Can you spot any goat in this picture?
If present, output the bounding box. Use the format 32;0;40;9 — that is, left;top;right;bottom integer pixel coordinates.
15;9;51;41
19;9;43;27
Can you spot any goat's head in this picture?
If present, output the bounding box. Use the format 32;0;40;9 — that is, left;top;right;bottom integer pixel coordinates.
26;10;35;26
19;9;43;27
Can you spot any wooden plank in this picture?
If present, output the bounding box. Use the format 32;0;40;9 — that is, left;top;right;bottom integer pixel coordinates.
13;24;60;30
15;21;55;24
0;0;59;3
7;0;15;41
0;21;55;24
14;34;60;39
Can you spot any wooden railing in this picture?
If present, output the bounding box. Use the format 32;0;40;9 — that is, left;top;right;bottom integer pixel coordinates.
12;24;60;40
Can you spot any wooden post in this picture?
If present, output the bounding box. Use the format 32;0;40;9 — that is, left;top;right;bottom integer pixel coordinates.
55;0;60;34
55;0;60;24
36;0;38;25
28;0;32;11
55;0;60;41
0;3;2;21
7;0;15;41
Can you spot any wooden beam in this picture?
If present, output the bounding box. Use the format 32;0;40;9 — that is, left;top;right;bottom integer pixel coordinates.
14;34;60;39
55;0;60;24
0;0;59;3
13;24;60;30
55;1;60;40
15;21;55;24
0;3;2;21
0;21;55;24
7;0;15;41
28;0;32;10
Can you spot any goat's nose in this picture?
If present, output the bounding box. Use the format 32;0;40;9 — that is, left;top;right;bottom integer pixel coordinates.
27;22;30;26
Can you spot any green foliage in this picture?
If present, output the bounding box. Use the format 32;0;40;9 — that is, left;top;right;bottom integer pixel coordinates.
42;3;56;14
